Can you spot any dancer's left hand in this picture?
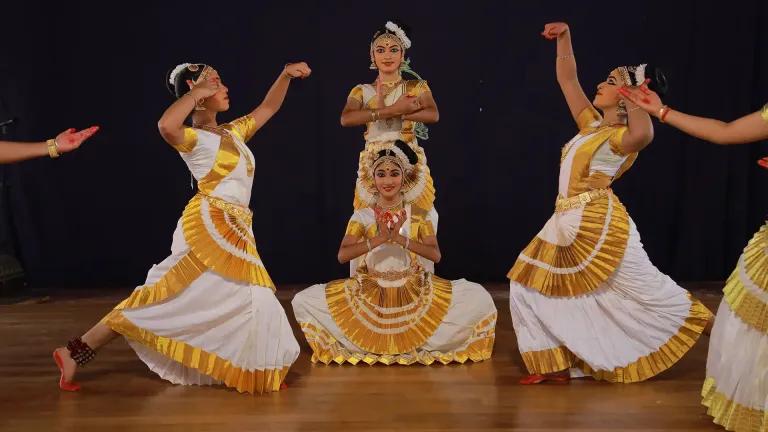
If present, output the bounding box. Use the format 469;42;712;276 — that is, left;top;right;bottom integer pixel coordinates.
285;62;312;79
55;126;100;154
390;210;406;236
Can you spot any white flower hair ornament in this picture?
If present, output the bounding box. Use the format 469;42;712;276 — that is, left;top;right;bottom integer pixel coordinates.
384;21;411;49
169;63;193;85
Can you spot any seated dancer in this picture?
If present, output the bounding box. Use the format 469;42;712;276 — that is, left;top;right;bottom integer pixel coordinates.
292;140;496;365
507;22;712;385
0;126;99;164
621;83;768;432
52;61;311;394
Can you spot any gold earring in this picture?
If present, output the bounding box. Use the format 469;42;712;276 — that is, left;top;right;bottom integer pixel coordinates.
617;100;627;116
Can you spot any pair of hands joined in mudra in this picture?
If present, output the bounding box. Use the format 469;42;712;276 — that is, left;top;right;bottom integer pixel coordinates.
373;207;408;245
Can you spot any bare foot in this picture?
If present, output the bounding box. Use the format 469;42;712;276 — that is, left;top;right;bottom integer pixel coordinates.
519;371;570;385
53;347;79;390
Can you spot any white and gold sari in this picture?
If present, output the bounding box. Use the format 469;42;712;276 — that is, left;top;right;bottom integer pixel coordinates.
508;107;712;382
101;116;299;394
292;204;496;365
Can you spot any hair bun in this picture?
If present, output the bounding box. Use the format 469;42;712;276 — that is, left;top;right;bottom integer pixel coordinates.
164;68;177;96
165;62;207;98
645;65;669;97
394;140;418;165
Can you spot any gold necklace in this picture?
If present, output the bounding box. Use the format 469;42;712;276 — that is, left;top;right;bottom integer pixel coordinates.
378;77;402;87
376;81;402;98
595;121;624;129
193;123;220;131
375;197;404;211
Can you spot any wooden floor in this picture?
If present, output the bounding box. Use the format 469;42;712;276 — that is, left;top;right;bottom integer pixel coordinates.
0;283;726;432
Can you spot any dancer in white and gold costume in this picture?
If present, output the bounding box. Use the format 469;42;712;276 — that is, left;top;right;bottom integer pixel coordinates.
292;140;496;366
508;22;711;385
621;84;768;431
52;61;311;394
340;21;439;274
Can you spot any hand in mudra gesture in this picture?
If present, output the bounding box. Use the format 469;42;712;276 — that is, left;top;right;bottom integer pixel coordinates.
618;81;665;117
54;126;100;154
187;75;220;98
284;62;312;79
391;94;421;115
389;210;407;242
373;217;391;245
541;22;569;40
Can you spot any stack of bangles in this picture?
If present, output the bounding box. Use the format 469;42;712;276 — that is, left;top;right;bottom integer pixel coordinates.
370;109;380;122
658;105;672;123
45;138;60;159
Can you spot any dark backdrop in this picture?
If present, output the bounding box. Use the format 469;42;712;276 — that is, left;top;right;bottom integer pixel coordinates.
2;0;766;289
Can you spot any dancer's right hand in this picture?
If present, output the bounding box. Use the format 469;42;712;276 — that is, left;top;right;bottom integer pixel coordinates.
375;80;386;109
541;22;569;40
190;77;220;98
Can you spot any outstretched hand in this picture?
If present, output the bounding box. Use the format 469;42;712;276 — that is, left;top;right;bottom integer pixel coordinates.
618;80;664;117
55;126;100;153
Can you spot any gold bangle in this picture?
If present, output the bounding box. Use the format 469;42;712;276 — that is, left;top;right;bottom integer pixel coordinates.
659;105;671;123
185;91;197;103
556;53;574;61
186;91;205;111
366;239;372;251
46;139;60;159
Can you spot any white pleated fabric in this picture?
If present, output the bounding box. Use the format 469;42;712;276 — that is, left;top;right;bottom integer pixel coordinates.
510;220;708;380
702;222;768;431
508;106;710;382
102;116;299;394
293;204;496;365
293;278;496;365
